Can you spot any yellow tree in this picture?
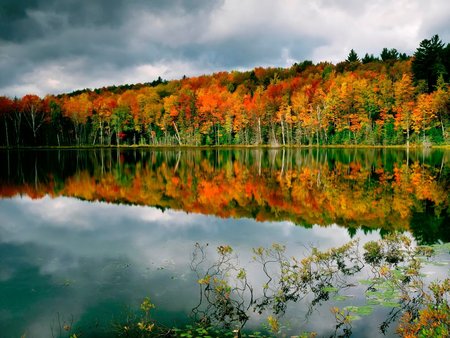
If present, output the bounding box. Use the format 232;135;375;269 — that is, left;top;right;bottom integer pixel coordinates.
62;93;93;145
432;76;450;142
117;90;140;144
196;84;228;145
292;89;313;144
92;94;117;145
412;93;436;142
163;94;182;145
324;75;356;143
393;74;415;147
136;87;162;144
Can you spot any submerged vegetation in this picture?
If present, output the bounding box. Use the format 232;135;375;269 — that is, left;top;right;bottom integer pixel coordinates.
0;35;449;147
55;234;450;337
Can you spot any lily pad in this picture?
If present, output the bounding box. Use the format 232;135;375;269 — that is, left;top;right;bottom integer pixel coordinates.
359;279;374;285
346;315;361;322
343;305;374;316
322;286;339;292
333;295;353;301
355;305;374;316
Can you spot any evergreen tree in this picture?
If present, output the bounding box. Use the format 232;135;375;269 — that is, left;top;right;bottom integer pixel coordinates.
412;35;446;92
362;53;379;64
346;49;360;63
380;48;399;61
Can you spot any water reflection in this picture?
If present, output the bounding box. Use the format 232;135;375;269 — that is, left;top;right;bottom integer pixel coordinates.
0;148;449;243
1;196;385;337
188;235;449;338
0;148;449;337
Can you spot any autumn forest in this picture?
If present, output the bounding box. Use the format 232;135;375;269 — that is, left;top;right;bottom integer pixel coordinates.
1;35;450;148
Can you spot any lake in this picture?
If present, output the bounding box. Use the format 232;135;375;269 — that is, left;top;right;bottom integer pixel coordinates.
0;148;448;337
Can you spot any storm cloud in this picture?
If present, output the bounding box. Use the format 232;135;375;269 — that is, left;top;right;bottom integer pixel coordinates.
1;0;449;96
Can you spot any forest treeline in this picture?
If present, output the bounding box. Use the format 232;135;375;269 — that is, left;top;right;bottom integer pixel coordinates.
0;35;449;147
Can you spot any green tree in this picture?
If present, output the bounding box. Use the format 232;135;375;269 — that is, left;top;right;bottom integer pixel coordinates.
412;35;446;92
362;53;379;64
442;43;450;82
346;49;360;63
380;48;399;61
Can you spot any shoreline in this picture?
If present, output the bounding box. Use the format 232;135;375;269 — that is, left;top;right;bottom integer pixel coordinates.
0;144;449;150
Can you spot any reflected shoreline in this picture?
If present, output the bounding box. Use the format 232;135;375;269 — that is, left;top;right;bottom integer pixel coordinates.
0;148;449;243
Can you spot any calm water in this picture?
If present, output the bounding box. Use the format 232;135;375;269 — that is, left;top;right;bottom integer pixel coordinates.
0;148;449;337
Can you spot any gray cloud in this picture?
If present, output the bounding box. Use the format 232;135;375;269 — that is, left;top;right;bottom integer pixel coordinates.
0;0;449;96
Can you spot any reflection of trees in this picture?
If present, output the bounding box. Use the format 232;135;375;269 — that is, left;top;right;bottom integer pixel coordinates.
0;148;448;242
190;241;364;333
190;244;254;330
189;235;449;337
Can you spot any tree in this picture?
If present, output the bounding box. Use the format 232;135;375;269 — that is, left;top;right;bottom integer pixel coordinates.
196;84;228;145
111;106;132;146
346;49;360;63
21;94;48;144
62;93;93;145
93;94;117;145
443;44;450;78
46;96;64;146
380;48;399;61
0;96;13;147
135;87;162;144
394;74;415;147
412;93;436;142
412;35;446;92
431;75;450;142
362;53;379;64
117;90;139;144
163;94;182;145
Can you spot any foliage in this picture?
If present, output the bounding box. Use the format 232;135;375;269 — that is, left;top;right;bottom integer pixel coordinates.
397;279;450;338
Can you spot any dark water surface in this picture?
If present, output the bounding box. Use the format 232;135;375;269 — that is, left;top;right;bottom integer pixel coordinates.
0;148;448;337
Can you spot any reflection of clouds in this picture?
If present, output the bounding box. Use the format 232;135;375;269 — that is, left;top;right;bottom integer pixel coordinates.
0;195;422;338
0;267;13;282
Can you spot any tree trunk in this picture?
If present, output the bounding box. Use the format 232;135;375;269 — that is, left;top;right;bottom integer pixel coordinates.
173;121;182;145
217;124;220;146
91;125;96;146
14;112;21;146
258;117;262;144
271;124;277;145
280;116;285;146
100;120;103;145
4;119;9;148
406;126;410;148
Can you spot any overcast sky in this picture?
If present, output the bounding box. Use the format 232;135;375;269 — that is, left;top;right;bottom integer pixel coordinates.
1;0;449;97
